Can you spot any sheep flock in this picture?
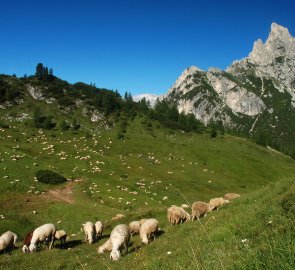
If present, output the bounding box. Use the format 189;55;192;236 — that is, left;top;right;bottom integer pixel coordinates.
0;192;239;261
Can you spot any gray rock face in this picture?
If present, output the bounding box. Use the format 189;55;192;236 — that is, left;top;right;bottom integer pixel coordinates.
167;66;265;126
27;85;44;100
206;69;265;116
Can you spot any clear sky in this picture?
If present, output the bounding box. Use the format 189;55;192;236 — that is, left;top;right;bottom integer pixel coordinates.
0;0;294;96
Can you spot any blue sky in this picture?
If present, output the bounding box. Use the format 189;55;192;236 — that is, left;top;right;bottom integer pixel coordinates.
0;0;294;96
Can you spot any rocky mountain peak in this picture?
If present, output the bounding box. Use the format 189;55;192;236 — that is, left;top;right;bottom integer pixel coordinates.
269;22;292;43
167;66;204;96
248;22;295;65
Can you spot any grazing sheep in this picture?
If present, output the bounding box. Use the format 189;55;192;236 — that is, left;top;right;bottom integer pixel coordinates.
82;221;95;244
0;231;17;253
181;204;190;209
110;224;130;261
191;201;210;221
129;221;141;236
111;214;125;221
139;219;148;225
209;197;230;211
29;223;56;252
224;193;240;200
140;218;159;244
54;230;67;244
22;231;33;253
94;221;104;240
97;239;112;254
167;206;191;225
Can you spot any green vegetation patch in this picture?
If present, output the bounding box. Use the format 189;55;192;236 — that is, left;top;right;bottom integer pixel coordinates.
35;169;67;185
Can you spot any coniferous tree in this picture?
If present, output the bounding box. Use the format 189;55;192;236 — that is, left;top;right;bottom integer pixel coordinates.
211;126;217;138
36;63;44;79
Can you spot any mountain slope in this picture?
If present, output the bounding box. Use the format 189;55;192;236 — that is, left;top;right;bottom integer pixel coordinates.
0;118;294;269
166;23;295;154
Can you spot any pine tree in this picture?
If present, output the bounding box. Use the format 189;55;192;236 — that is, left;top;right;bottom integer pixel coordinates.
36;63;44;79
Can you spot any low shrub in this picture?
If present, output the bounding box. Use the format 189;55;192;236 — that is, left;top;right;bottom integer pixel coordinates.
35;170;67;185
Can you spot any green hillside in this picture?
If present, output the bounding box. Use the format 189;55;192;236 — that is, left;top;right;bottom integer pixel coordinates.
0;112;295;269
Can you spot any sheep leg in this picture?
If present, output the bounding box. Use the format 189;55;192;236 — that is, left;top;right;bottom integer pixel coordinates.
124;243;128;254
49;236;54;250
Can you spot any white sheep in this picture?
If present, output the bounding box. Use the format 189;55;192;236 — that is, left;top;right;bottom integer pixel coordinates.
224;193;240;200
0;231;17;253
129;221;141;235
140;218;159;244
82;221;95;244
209;197;230;211
167;206;191;225
94;221;104;240
54;230;67;244
97;239;112;254
181;204;190;209
29;223;56;252
191;201;211;221
111;214;125;221
110;224;131;261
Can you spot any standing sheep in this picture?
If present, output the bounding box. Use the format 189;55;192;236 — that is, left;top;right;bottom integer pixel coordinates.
0;231;17;253
97;239;112;254
82;221;95;244
22;231;33;253
209;197;230;211
94;221;104;240
54;230;67;245
224;193;240;200
129;221;141;236
110;224;131;261
29;223;56;252
167;206;191;225
191;201;210;221
140;218;159;245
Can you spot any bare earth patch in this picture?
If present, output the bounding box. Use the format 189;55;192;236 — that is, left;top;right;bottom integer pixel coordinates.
40;179;82;204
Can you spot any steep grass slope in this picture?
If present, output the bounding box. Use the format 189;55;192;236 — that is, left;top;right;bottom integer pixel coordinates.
0;117;294;269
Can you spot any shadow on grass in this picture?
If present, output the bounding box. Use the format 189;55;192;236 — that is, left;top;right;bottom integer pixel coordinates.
55;240;83;249
129;229;165;253
97;234;110;241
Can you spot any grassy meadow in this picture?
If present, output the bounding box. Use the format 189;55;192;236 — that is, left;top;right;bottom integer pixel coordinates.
0;115;295;269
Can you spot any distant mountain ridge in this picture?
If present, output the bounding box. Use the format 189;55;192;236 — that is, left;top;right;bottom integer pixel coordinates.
133;93;161;107
164;22;295;154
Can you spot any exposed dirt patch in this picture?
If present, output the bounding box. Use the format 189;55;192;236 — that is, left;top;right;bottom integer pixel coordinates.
40;180;83;204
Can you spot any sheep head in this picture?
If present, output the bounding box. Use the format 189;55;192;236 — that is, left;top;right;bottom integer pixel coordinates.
98;246;105;254
22;245;29;253
29;243;37;253
142;236;149;245
110;250;120;261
